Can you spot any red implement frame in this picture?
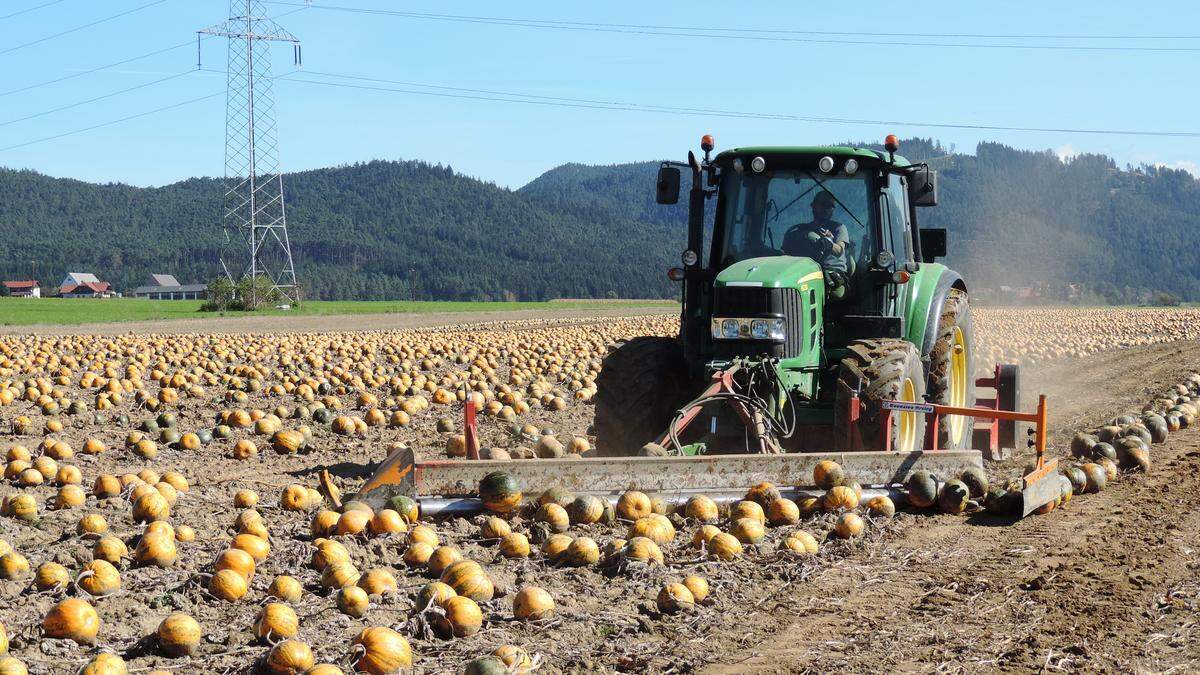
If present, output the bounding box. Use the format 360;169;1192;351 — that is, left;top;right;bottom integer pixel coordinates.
463;399;481;460
879;394;1054;483
654;364;781;454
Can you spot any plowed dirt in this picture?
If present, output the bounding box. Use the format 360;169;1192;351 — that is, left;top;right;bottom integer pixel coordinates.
1;314;1196;674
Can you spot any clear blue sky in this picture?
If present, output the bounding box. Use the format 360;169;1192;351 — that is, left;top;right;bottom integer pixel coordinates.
0;0;1197;188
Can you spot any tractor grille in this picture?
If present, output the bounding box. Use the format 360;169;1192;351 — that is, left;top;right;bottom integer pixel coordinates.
711;286;805;359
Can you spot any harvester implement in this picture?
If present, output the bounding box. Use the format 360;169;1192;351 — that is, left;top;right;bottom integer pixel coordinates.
351;384;1056;519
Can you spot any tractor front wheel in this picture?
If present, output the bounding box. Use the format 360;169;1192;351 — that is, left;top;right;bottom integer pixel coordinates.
594;336;691;457
927;289;976;449
834;339;927;452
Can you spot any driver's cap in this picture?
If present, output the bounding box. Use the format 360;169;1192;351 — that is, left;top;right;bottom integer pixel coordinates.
812;191;836;208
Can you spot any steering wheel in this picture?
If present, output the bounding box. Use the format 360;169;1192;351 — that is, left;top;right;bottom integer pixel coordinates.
805;230;835;257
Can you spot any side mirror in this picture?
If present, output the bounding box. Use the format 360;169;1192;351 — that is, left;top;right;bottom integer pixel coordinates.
908;166;938;207
920;228;947;260
656;166;681;205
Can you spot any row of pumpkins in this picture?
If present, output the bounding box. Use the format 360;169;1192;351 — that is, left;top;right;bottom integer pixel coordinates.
1;316;681;428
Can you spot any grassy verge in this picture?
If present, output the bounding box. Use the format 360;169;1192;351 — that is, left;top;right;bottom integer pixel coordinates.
0;297;676;327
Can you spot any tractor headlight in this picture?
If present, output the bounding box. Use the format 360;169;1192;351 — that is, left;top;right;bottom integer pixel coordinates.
818;155;835;173
721;319;739;339
750;318;786;340
750;156;766;173
844;158;858;175
712;318;786;341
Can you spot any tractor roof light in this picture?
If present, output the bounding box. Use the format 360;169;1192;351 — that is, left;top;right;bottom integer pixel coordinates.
750;156;766;173
700;134;715;152
844;158;859;175
884;134;900;153
818;155;835;173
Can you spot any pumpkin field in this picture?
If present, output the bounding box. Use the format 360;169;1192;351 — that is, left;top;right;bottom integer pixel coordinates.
2;306;1200;673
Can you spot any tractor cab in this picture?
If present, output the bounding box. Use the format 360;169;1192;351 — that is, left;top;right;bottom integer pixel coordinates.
656;136;944;373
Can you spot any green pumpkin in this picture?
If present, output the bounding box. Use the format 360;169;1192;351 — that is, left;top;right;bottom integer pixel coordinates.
1141;415;1168;443
1121;424;1152;446
937;479;969;514
386;495;419;523
1069;433;1097;459
984;486;1019;517
312;408;332;424
140;419;159;433
212;424;232;440
156;412;177;429
114;414;129;427
159;428;181;446
1091;442;1117;462
479;471;522;514
1062;466;1088;494
196;428;213;444
905;471;939;509
959;467;989;499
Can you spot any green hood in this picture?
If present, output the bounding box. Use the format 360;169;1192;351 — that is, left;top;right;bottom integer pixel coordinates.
715;256;824;290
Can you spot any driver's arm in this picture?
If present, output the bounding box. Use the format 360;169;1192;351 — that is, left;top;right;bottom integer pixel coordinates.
830;224;850;255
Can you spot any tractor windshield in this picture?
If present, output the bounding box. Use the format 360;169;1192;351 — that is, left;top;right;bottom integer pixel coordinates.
715;169;874;280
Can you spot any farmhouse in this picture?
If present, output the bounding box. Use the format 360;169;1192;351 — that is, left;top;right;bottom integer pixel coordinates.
2;280;40;298
59;272;114;298
130;274;207;300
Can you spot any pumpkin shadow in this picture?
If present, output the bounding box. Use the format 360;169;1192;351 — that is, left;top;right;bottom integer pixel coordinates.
964;512;1021;527
288;461;378;480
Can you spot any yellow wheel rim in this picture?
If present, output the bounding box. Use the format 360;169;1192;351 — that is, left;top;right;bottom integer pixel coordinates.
947;326;968;445
896;377;918;453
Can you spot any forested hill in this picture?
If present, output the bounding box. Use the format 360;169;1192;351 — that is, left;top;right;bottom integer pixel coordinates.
0;161;678;301
522;139;1200;303
2;139;1198;302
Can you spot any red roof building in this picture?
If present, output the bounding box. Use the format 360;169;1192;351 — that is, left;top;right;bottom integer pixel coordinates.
2;280;40;298
59;281;113;298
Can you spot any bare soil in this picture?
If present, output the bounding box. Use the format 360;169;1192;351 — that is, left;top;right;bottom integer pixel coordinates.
0;315;1196;674
707;340;1200;673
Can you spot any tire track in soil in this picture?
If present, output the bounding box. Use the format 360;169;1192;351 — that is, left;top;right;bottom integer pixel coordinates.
706;341;1200;673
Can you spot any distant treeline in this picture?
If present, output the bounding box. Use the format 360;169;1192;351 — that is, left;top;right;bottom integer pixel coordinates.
1;137;1197;303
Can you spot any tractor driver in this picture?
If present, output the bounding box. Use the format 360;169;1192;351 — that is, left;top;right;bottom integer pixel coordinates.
782;190;851;297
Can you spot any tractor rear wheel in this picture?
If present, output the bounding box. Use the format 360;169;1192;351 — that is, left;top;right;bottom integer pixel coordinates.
927;289;976;449
834;339;927;452
594;336;691;457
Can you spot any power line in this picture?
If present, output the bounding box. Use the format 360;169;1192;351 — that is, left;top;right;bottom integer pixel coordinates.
0;70;195;129
0;0;70;22
277;68;1200;138
263;1;1200;52
0;0;171;58
0;91;223;153
0;5;306;100
0;39;197;99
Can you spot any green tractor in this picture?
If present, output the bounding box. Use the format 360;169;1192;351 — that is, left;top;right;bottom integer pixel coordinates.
595;135;994;458
352;135;1061;520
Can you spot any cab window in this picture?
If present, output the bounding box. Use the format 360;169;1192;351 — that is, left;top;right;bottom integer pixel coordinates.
883;173;914;265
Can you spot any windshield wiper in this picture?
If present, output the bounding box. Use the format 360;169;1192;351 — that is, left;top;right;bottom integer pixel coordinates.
804;171;866;231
